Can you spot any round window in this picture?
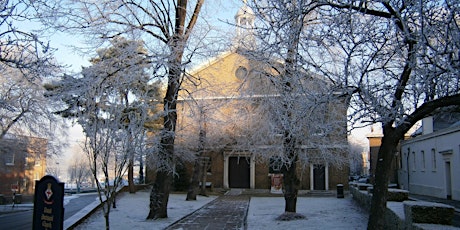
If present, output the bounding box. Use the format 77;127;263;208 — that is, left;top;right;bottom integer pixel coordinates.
235;66;248;79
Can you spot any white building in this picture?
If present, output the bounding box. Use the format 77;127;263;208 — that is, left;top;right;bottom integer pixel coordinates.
398;116;460;201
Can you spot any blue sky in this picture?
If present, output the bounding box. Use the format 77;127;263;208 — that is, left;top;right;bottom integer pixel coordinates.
47;0;243;73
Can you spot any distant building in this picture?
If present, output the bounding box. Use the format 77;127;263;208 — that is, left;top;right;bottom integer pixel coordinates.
366;132;382;183
398;114;460;201
0;135;47;196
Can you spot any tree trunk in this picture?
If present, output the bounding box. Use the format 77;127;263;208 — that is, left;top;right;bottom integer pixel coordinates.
104;212;110;230
147;171;172;219
112;195;116;209
139;156;144;184
283;161;299;213
128;159;136;193
199;160;208;196
367;126;401;229
188;116;207;200
103;199;112;230
186;160;202;200
146;0;204;219
145;44;181;217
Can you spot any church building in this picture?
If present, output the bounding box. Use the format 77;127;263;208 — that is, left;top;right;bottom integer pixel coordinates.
163;3;349;193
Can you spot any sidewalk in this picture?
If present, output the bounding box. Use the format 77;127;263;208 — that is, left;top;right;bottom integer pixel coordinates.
0;203;33;214
166;191;249;229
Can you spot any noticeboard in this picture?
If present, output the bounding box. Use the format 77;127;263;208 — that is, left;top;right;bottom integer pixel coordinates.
32;175;64;230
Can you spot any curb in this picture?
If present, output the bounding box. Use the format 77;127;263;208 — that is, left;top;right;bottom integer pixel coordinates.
63;199;103;229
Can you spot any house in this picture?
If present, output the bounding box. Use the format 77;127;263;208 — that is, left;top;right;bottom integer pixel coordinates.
398;114;460;201
0;135;47;199
156;3;350;193
366;130;399;184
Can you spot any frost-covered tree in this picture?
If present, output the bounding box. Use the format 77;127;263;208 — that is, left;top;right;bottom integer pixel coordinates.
180;99;227;200
1;0;64;155
0;0;57;81
244;1;349;218
47;67;129;229
90;37;156;194
45;36;159;229
67;152;92;193
0;69;60;139
82;109;127;230
300;1;460;229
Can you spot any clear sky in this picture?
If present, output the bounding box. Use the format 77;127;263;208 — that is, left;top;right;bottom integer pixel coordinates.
48;0;243;73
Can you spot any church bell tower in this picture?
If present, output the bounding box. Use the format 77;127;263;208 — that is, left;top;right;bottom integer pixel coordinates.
234;0;255;50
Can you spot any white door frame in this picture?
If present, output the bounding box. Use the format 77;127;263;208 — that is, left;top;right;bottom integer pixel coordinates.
440;150;453;199
223;152;255;189
309;163;329;191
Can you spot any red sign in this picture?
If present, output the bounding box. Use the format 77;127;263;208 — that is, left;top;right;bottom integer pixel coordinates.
11;184;18;191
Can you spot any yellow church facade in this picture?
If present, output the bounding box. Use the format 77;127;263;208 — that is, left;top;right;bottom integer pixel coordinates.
175;47;349;192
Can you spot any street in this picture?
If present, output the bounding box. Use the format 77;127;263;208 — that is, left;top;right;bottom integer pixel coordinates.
0;193;98;230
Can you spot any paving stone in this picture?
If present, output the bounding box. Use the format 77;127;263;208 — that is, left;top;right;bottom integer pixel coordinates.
166;195;250;230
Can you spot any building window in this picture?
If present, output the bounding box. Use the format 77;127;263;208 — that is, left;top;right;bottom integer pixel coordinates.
431;148;436;171
205;157;212;173
35;153;41;166
5;153;15;166
421;150;425;171
412;151;416;171
235;66;248;79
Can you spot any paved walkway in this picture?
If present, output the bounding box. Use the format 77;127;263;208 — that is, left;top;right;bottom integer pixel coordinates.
166;191;250;230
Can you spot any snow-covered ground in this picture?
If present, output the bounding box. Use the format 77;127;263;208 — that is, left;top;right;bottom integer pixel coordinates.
74;192;217;229
74;191;368;229
247;196;368;230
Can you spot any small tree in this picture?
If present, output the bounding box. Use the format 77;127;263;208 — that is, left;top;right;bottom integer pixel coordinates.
83;113;128;230
67;153;92;193
182;100;223;200
89;37;154;194
46;36;159;229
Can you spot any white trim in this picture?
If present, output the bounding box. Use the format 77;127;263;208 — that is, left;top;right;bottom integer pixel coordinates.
403;125;460;145
223;156;229;189
310;165;314;190
325;163;329;190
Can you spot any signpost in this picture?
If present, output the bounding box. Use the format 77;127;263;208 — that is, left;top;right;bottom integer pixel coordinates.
32;175;64;230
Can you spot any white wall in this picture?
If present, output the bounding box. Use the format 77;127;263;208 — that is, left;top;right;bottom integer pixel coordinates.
399;125;460;201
